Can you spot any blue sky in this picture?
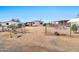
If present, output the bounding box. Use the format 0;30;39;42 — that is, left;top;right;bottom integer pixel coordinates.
0;6;79;23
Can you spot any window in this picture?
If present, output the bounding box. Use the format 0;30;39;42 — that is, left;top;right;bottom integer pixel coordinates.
33;22;35;24
6;23;9;25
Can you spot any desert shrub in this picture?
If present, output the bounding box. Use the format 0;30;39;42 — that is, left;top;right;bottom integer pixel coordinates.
8;24;16;31
70;24;78;32
54;32;60;36
0;24;1;27
16;24;22;28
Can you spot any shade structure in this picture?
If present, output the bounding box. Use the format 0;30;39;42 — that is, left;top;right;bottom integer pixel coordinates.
68;18;79;23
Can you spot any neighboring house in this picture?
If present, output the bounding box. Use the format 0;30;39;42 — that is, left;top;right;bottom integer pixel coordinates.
53;20;69;27
0;20;21;27
68;18;79;28
68;18;79;25
32;20;43;26
0;20;22;31
25;22;32;26
25;20;43;26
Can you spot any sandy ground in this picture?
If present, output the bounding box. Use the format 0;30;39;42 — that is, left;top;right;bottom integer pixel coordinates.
0;26;79;52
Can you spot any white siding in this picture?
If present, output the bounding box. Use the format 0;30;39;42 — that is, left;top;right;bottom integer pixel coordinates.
0;21;20;27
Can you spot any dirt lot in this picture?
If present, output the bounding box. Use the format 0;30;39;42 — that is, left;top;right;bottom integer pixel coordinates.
0;26;79;52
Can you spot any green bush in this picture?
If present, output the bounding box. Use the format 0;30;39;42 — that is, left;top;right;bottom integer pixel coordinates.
0;24;1;27
17;24;22;28
70;24;78;32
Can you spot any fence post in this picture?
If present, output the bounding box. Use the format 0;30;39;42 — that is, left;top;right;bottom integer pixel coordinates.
45;24;47;35
70;23;71;37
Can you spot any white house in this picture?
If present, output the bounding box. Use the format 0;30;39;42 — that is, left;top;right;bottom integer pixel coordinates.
68;18;79;26
0;20;22;31
68;18;79;30
0;20;21;27
68;18;79;22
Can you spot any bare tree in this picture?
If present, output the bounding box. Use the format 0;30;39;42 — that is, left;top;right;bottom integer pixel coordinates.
75;14;79;18
8;24;17;38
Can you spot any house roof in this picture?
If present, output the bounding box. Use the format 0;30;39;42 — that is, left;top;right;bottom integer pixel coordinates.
32;20;43;22
0;20;21;23
68;18;79;22
54;20;69;22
